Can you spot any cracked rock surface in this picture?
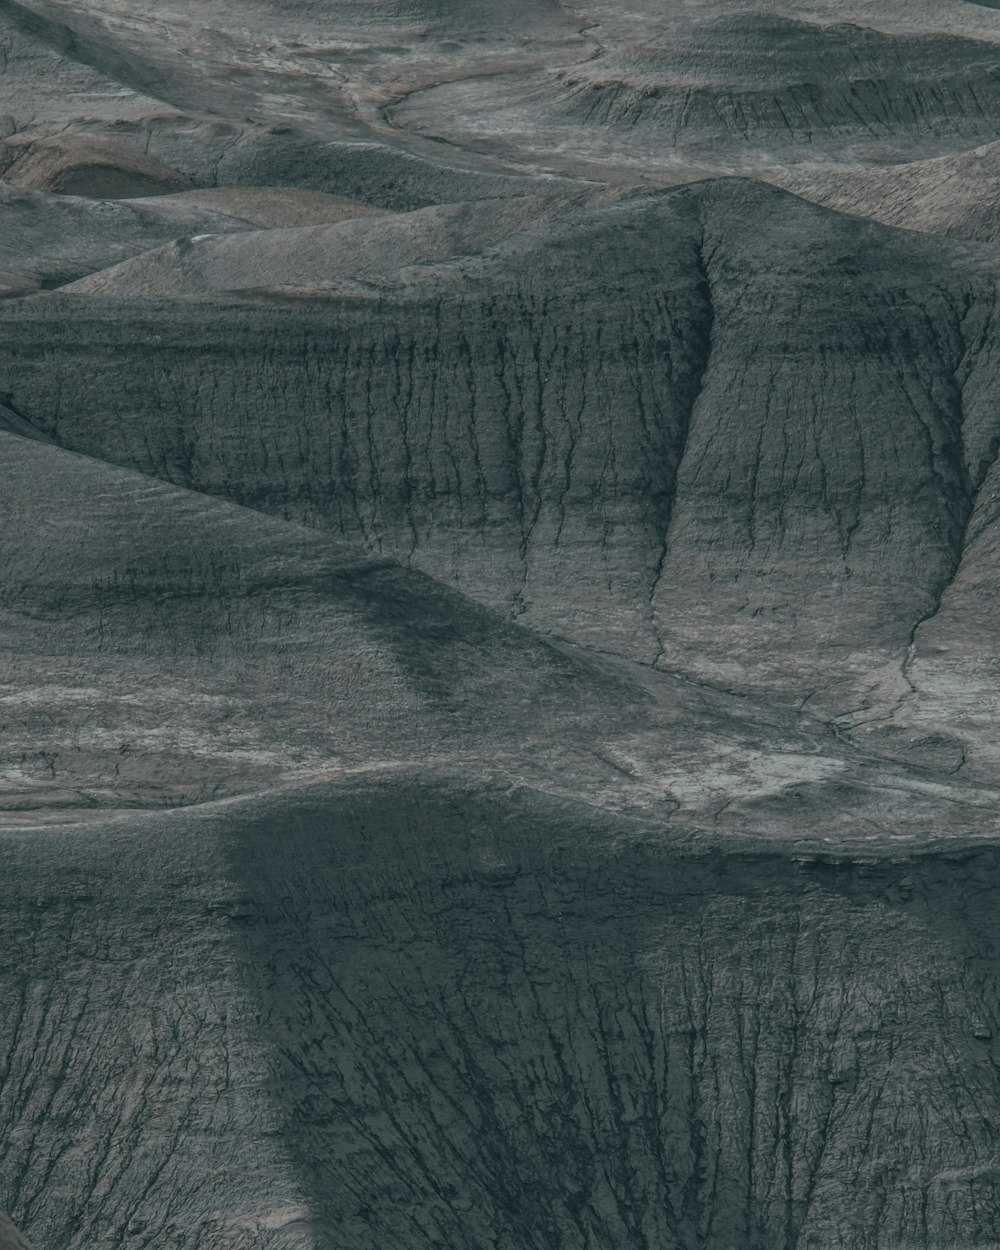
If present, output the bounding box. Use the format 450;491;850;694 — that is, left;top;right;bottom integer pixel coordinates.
4;1;1000;1248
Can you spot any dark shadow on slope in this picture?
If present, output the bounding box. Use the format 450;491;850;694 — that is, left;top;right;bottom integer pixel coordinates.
0;398;48;441
223;776;1000;1250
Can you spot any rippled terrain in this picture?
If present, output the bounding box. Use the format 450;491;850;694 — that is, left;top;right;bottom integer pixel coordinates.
2;2;1000;1247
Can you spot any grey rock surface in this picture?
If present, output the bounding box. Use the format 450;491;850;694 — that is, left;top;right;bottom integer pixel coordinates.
6;782;1000;1250
5;180;1000;760
4;2;1000;1248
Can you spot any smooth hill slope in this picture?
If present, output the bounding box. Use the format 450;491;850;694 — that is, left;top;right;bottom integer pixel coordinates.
62;192;587;296
0;182;392;293
0;0;553;213
9;0;1000;224
0;1212;34;1250
7;423;981;843
774;139;1000;241
139;187;389;228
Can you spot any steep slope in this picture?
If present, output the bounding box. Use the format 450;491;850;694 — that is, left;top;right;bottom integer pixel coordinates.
0;427;651;818
5;425;998;1250
0;184;711;662
227;782;1000;1250
6;180;1000;741
4;779;1000;1250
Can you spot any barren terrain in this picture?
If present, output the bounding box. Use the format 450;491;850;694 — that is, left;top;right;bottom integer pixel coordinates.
3;2;1000;1247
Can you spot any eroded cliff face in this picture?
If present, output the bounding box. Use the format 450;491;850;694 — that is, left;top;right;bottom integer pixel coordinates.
2;782;1000;1250
229;784;1000;1250
0;186;711;663
3;180;1000;733
4;1;1000;1247
6;175;1000;1250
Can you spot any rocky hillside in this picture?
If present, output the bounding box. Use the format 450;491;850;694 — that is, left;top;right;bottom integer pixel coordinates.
4;2;1000;1248
3;180;1000;763
3;782;1000;1250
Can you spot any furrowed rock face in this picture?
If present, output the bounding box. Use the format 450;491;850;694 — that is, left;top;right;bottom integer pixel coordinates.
6;1;1000;1248
3;180;1000;735
3;784;1000;1250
